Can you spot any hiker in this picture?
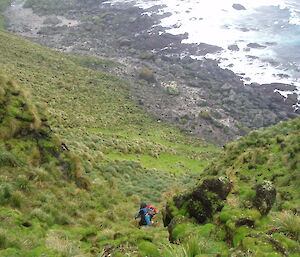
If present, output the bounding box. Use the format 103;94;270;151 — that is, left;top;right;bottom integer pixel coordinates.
146;205;158;224
135;203;151;227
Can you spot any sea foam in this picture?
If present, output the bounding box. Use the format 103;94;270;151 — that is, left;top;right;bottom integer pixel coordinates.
107;0;300;97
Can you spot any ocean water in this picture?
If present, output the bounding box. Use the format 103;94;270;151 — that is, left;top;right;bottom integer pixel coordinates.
107;0;300;97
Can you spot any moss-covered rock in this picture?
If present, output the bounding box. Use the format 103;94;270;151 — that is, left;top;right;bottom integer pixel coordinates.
253;180;276;215
163;193;191;227
164;177;231;228
187;177;232;223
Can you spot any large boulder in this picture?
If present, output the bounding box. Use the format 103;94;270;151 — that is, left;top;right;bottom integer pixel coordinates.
164;177;232;226
253;180;276;215
187;177;232;223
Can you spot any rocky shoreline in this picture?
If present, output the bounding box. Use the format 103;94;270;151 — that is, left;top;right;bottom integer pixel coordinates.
4;0;299;144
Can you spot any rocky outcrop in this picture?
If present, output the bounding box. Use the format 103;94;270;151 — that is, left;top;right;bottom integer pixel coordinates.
232;4;246;10
228;44;240;51
247;43;266;49
163;193;191;227
164;177;232;227
187;177;232;223
253;180;276;215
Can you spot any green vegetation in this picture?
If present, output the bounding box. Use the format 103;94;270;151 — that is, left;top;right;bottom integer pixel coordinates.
165;117;300;257
165;86;180;96
0;28;220;256
208;117;300;211
1;2;299;255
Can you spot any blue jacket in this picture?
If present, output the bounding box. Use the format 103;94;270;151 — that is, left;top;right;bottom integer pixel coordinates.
135;208;151;226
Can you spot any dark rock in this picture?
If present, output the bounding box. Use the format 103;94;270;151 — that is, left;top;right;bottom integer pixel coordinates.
240;27;250;32
163;202;173;227
285;93;298;106
164;177;231;227
265;42;277;46
246;55;259;60
174;193;191;209
253;180;276;215
277;73;290;79
232;4;246;10
22;221;32;227
247;43;266;49
188;177;231;223
163;193;191;227
235;218;255;227
261;83;296;92
118;37;132;47
228;44;239;51
201;177;232;199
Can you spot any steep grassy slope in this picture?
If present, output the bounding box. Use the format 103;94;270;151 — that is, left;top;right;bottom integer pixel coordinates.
0;28;221;256
0;29;218;177
164;117;300;256
0;74;178;256
0;74;98;256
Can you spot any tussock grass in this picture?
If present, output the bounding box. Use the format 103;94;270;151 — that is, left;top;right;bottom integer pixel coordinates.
272;211;300;238
163;236;223;257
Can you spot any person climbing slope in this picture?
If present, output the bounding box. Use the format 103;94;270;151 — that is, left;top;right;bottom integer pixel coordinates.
135;202;151;227
146;204;158;224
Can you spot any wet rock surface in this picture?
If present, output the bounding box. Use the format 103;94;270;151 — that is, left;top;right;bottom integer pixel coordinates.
5;0;299;144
